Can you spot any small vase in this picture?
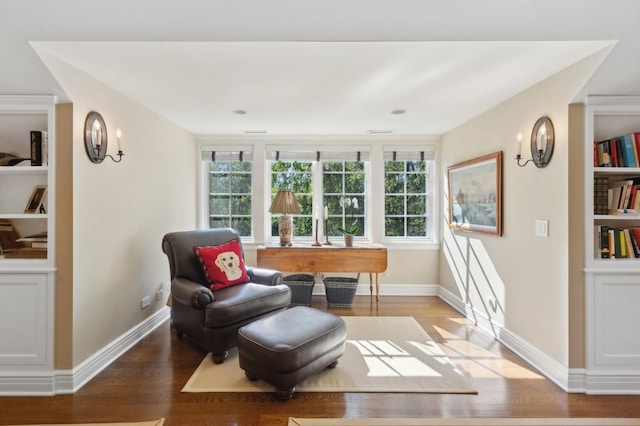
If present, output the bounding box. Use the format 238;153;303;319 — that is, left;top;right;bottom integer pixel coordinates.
344;234;354;247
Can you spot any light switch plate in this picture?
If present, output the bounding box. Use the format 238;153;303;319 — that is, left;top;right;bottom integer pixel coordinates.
535;219;549;237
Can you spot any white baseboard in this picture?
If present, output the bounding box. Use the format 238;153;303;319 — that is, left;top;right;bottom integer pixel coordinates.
0;306;170;396
438;287;640;394
438;287;574;391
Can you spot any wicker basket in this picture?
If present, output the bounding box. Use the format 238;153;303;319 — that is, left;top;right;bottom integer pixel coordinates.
282;274;315;306
323;276;358;308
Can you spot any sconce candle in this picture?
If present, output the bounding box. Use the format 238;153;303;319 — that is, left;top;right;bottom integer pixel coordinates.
516;132;523;157
116;128;122;152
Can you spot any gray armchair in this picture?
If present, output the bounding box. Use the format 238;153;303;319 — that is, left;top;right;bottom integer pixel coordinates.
162;228;291;363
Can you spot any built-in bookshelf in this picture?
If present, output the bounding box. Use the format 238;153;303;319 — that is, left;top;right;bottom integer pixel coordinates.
0;95;55;378
0;96;53;264
583;96;640;393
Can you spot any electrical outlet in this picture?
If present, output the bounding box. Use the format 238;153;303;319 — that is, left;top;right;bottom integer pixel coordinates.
141;296;151;309
156;289;164;301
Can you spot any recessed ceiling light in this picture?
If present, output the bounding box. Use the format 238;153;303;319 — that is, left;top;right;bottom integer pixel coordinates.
367;130;393;134
232;109;247;115
391;109;406;115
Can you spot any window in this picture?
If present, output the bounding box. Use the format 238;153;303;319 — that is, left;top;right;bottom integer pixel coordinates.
205;150;253;237
270;160;314;238
268;149;369;240
323;161;365;237
384;150;432;238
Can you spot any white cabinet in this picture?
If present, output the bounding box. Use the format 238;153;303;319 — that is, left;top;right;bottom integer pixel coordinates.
0;273;53;369
584;96;640;393
0;96;55;380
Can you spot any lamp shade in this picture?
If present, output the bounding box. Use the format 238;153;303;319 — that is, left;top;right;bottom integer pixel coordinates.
269;190;301;215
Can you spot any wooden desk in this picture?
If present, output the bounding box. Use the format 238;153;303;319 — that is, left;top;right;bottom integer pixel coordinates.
256;243;387;301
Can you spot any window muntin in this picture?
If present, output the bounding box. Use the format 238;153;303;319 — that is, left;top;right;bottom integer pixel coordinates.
384;157;430;238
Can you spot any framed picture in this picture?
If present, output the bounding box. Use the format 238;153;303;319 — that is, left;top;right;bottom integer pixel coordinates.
447;151;502;235
24;185;47;214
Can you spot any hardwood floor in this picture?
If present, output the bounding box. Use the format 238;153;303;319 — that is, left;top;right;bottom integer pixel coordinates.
1;296;640;426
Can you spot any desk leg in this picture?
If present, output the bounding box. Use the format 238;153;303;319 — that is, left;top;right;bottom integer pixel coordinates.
369;273;373;297
375;273;380;302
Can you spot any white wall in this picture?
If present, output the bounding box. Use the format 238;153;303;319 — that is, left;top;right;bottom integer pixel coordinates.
438;49;608;367
34;47;196;366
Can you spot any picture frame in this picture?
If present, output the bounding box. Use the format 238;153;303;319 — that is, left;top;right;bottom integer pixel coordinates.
24;185;47;214
447;151;502;235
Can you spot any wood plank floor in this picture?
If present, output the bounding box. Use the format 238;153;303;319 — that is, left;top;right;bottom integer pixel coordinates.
1;296;640;426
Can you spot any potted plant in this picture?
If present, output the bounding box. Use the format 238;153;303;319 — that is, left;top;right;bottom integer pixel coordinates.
338;197;359;247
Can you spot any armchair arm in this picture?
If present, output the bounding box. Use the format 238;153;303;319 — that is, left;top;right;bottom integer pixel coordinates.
171;277;214;309
247;266;283;286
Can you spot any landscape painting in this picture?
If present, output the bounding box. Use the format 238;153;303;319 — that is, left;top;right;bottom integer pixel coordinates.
447;151;502;236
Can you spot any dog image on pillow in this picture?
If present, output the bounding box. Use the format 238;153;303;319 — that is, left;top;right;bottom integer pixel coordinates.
214;250;243;281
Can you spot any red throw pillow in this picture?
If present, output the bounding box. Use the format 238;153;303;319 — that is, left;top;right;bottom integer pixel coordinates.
193;240;250;290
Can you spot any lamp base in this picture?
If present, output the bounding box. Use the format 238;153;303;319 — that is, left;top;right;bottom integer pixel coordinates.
278;214;293;246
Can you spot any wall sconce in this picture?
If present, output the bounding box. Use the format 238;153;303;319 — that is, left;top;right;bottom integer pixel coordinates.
515;116;555;168
83;111;124;163
269;190;301;246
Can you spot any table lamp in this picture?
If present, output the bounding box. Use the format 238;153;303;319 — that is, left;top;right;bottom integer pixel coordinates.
269;190;301;246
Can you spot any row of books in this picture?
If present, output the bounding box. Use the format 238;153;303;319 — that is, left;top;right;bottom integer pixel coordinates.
598;226;640;259
594;132;640;168
593;176;640;215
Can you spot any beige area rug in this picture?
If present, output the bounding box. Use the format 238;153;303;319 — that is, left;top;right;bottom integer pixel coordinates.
6;419;164;426
288;418;640;426
183;316;476;394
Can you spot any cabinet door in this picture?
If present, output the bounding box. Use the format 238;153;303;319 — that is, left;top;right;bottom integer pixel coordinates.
0;273;52;369
587;272;640;371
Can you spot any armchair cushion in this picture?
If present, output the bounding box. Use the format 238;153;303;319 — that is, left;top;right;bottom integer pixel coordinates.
194;240;250;290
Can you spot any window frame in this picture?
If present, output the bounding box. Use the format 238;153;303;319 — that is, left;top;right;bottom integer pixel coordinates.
197;138;440;250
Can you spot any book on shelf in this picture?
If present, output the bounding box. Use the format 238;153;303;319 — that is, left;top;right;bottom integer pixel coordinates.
594;176;609;215
596;225;640;259
602;178;640;213
0;219;25;255
16;231;47;249
594;132;640;168
3;247;47;259
30;130;48;166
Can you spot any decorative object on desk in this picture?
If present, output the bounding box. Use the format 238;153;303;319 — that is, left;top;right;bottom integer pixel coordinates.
448;151;502;236
338;197;359;247
344;234;354;247
269;189;301;246
24;184;47;214
515;116;555;168
84;111;124;163
322;205;331;245
282;273;316;306
312;217;322;246
323;274;359;308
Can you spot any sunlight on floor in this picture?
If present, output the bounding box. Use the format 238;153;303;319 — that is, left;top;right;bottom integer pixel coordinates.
348;339;444;377
431;323;544;380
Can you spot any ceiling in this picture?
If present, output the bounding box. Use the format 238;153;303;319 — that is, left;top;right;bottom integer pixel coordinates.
33;41;610;135
3;0;640;136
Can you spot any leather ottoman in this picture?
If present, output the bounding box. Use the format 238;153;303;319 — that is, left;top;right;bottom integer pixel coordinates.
237;306;347;400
